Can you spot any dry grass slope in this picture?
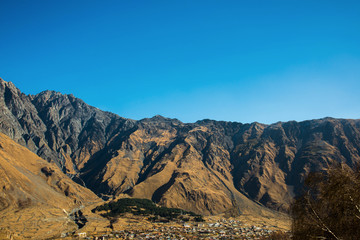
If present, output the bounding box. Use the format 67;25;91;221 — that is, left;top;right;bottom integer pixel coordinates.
0;133;100;239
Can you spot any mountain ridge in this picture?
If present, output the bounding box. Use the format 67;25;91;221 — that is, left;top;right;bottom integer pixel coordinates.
1;77;360;216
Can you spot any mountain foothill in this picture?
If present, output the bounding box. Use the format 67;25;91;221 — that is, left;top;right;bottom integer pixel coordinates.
1;78;360;238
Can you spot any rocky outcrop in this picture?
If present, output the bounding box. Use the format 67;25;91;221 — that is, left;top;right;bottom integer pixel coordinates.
32;90;135;173
1;77;360;215
230;119;360;210
80;117;360;213
0;78;135;176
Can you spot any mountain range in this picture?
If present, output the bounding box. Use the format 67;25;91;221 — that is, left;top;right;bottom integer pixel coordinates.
1;77;360;235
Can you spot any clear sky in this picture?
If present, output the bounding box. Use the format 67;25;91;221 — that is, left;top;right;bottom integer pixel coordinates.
1;0;360;124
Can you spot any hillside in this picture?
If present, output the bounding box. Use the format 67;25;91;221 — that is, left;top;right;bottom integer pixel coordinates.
1;77;360;216
0;132;100;239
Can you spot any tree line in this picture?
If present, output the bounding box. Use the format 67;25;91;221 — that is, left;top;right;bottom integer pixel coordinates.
92;198;204;222
92;164;360;239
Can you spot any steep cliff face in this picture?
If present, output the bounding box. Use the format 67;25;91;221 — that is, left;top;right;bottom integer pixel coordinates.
80;117;360;213
31;90;135;174
81;117;252;215
231;119;360;210
0;79;47;149
1;77;360;215
0;78;135;176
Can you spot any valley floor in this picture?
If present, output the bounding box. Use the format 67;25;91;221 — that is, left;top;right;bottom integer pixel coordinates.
58;214;290;240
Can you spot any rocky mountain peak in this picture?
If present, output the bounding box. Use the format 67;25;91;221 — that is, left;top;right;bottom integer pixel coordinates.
1;79;360;216
141;115;182;123
36;89;64;98
0;78;21;96
0;77;7;88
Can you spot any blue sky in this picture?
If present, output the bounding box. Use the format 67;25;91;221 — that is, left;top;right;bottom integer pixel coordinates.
1;0;360;124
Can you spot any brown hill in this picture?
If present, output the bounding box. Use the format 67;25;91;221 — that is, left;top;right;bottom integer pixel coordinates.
0;133;100;239
1;77;360;216
81;116;360;214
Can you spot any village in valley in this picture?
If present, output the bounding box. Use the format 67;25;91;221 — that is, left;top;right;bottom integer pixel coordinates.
62;218;285;240
58;198;288;239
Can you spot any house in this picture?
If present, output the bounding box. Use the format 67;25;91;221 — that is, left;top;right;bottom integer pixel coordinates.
77;232;87;238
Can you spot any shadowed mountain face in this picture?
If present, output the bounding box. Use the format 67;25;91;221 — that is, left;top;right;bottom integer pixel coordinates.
1;78;360;215
0;79;135;175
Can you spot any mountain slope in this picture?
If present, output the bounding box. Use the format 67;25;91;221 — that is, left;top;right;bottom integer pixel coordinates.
0;132;100;239
1;77;360;216
0;78;135;176
80;117;360;213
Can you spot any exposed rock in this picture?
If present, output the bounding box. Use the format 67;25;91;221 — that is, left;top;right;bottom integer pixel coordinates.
41;166;54;177
1;77;360;215
0;78;135;176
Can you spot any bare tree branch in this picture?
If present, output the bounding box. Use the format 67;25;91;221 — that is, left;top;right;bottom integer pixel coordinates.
306;194;341;240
